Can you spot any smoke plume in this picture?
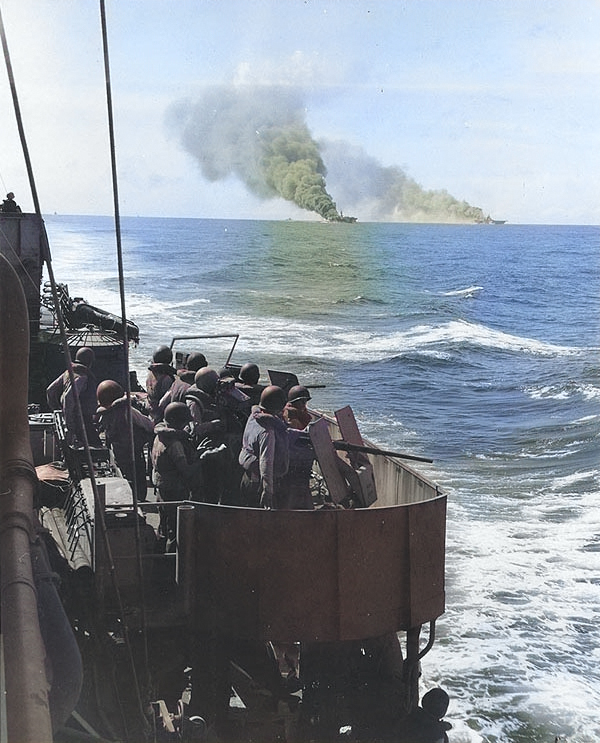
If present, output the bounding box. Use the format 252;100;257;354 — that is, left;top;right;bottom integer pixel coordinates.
169;85;485;223
169;86;341;220
319;140;485;223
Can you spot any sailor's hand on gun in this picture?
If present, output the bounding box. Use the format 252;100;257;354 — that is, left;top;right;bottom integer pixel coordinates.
196;437;212;453
197;437;227;460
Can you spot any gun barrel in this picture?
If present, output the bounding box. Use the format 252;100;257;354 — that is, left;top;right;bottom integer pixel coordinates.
333;441;433;464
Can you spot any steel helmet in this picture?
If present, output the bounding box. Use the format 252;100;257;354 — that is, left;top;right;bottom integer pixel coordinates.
75;346;95;368
287;385;311;404
259;385;287;414
421;688;449;719
186;352;208;372
239;362;260;385
97;379;123;408
152;344;173;364
194;367;219;394
164;401;192;429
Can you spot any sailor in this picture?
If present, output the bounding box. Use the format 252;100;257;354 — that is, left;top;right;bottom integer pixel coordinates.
235;362;265;408
145;344;177;422
0;191;21;213
395;687;452;743
129;369;146;393
275;385;315;509
46;346;102;447
214;370;250;503
185;367;249;504
279;431;314;510
185;368;222;433
239;385;289;508
151;402;204;551
158;351;208;411
177;351;208;384
283;384;312;430
96;380;154;500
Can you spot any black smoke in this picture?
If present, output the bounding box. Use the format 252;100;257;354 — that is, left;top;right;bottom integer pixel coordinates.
168;86;341;220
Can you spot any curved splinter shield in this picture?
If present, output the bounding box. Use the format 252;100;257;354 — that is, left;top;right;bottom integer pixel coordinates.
188;497;446;643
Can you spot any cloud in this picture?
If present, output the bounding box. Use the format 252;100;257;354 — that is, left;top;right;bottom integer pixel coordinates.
233;50;337;88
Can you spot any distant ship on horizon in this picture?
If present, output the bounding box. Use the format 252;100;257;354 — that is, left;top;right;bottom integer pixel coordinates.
476;214;507;224
328;211;358;223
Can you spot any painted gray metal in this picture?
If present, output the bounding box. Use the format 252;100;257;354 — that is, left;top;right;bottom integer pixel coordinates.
0;214;43;334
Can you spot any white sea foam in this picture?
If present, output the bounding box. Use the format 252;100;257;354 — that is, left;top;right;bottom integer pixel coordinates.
525;384;571;400
573;414;600;423
433;489;600;742
581;384;600;401
139;316;581;363
525;382;600;401
411;320;578;356
341;319;572;359
328;318;576;359
171;297;211;308
549;470;599;492
442;285;484;297
47;264;581;365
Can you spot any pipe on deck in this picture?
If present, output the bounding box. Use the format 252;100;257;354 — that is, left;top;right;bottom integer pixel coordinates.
32;534;83;731
0;254;53;742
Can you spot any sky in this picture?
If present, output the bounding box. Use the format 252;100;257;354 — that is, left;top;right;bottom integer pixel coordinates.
0;0;599;224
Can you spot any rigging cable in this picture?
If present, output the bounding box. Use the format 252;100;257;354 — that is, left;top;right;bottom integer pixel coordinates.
98;0;151;692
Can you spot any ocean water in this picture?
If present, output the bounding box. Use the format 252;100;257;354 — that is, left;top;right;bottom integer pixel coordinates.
44;215;600;743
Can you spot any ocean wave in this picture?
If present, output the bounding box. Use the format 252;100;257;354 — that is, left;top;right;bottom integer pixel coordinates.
441;285;484;298
574;414;600;423
170;297;211;309
311;319;581;361
434;504;600;742
332;295;386;306
549;470;599;492
131;314;583;365
414;320;579;356
524;382;600;401
47;257;583;365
